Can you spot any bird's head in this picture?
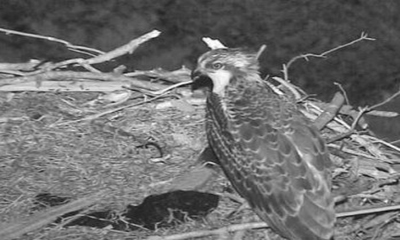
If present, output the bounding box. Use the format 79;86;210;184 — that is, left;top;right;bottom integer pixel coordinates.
191;48;260;97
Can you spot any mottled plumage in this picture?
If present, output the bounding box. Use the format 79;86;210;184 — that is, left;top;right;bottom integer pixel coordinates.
192;48;335;240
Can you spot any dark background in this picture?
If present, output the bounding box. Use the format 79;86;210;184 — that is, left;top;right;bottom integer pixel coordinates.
0;0;399;142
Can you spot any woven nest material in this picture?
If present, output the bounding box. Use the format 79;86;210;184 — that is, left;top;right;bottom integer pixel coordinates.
0;31;399;240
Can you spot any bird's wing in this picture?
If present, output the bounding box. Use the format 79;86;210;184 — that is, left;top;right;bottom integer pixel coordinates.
206;96;335;240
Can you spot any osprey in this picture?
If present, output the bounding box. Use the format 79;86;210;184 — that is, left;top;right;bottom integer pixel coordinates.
191;48;335;240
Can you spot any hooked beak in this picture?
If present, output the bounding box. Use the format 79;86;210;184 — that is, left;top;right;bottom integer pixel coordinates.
191;66;231;95
191;67;212;91
191;67;206;81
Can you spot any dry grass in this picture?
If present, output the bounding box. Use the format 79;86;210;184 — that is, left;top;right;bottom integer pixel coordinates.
0;91;223;240
1;87;400;240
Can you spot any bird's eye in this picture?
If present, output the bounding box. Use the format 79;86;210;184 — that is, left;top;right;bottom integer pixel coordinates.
212;63;223;70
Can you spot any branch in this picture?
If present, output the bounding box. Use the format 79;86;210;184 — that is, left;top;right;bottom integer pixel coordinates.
326;89;400;143
125;67;191;83
282;32;375;80
83;30;161;65
256;44;267;59
349;88;400;131
368;88;400;111
0;60;41;72
0;27;104;56
314;92;345;130
0;28;161;74
146;201;400;240
271;76;303;99
0;71;166;90
146;222;267;240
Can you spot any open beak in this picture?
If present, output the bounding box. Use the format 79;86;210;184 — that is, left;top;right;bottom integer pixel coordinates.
191;67;206;81
191;67;212;91
191;66;231;95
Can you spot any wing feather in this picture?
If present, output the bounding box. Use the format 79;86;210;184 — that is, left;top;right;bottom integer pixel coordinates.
206;88;335;240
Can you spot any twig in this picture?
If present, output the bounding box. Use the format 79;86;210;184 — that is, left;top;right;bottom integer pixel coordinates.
306;101;352;130
271;76;302;100
351;107;369;130
0;191;105;240
146;202;400;240
0;80;140;92
146;222;267;240
0;60;41;72
343;88;400;133
143;81;193;95
368;88;400;111
83;30;161;65
282;32;375;80
256;45;267;59
52;90;173;127
0;71;165;90
327;129;356;144
336;204;400;218
42;30;160;73
314;92;345;130
0;29;161;75
125;67;191;83
363;135;400;153
333;82;350;105
0;27;104;56
367;110;398;118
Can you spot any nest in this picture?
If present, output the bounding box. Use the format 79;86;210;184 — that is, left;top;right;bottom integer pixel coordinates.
0;29;399;240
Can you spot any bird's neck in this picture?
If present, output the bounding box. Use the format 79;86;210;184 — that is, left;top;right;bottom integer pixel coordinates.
224;73;264;105
207;73;264;122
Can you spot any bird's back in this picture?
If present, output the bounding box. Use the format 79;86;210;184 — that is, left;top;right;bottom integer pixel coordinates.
206;81;335;240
